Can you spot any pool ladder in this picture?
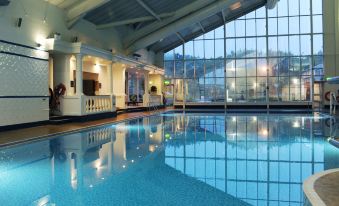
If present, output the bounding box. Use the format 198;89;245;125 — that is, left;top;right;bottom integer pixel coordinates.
327;117;339;148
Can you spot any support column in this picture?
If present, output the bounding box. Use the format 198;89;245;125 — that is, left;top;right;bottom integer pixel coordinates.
75;54;83;96
143;71;150;107
109;63;113;94
109;62;115;111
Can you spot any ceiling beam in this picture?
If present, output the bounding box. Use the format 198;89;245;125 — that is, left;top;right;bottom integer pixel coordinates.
97;13;175;30
176;32;185;43
221;9;226;24
66;0;109;21
64;0;109;30
123;0;215;49
135;0;161;21
125;0;241;54
198;22;205;33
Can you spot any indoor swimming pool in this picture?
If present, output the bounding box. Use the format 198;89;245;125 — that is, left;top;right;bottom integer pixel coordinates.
0;112;338;206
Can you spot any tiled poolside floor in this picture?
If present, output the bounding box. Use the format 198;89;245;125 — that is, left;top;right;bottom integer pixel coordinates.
0;108;172;147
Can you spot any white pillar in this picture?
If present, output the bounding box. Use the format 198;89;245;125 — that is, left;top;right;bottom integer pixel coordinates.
109;62;115;111
109;63;113;94
143;71;150;107
75;54;83;96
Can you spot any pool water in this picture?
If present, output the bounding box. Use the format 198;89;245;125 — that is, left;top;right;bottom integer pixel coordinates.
0;113;338;206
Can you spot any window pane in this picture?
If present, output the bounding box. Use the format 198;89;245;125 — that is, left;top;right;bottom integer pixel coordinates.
215;78;224;101
235;77;247;101
226;38;235;58
246;10;256;19
300;16;311;34
289;0;299;16
246;38;256;57
226;78;236;102
278;0;288;17
195;60;204;78
268;4;277;17
256;6;266;18
300;0;310;15
194;40;204;59
205;30;214;39
226;59;236;77
215;26;224;38
164;61;174;78
268;36;278;57
300;35;311;55
268;58;279;76
236;59;246;77
257;37;267;57
164;50;174;60
258;58;267;76
175;61;184;78
256;18;266;36
235;20;245;37
313;15;323;33
236;38;246;58
278;17;288;35
185;41;194;59
215;39;224;59
289;16;299;34
205;60;214;77
278;36;288;56
313;34;323;55
215;59;224;77
205;40;214;59
247;59;256;76
226;21;235;37
246;19;256;36
268;18;277;35
290;57;301;74
174;45;183;59
312;0;322;15
289;35;300;56
186;61;194;77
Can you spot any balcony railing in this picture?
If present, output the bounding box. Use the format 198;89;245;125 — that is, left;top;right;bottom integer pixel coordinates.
83;95;112;114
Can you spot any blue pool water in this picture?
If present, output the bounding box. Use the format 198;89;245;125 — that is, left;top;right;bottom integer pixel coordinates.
0;113;338;206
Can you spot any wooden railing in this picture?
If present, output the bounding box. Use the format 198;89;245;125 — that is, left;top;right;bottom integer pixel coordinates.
83;95;112;114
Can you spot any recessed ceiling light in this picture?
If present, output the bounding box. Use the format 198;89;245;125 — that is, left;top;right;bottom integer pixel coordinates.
230;2;241;10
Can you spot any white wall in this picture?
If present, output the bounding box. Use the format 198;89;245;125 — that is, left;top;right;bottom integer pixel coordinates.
149;74;163;95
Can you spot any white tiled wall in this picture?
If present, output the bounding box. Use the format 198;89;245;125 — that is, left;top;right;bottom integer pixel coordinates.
0;41;49;126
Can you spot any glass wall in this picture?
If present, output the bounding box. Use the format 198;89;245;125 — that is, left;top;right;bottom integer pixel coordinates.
164;0;323;104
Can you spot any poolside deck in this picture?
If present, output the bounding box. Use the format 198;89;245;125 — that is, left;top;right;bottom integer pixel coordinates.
0;108;172;147
304;169;339;206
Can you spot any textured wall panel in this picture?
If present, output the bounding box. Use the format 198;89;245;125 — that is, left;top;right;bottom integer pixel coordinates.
0;98;49;126
0;41;49;60
0;53;48;96
0;41;49;126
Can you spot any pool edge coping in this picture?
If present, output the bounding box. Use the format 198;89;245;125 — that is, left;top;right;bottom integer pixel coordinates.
303;168;339;206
